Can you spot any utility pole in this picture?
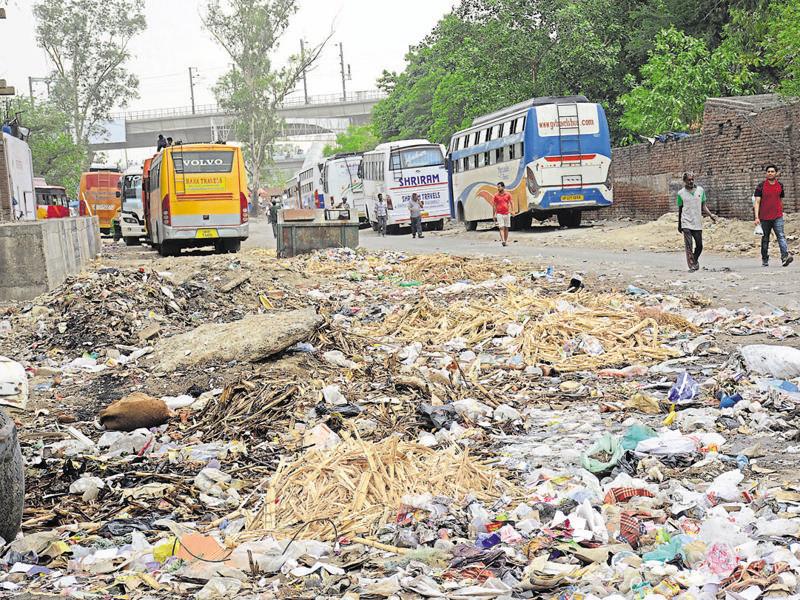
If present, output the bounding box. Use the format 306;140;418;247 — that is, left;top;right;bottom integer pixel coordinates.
300;39;309;105
338;42;348;102
188;67;198;114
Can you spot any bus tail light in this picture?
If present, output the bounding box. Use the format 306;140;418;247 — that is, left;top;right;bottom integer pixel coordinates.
240;192;249;224
526;167;539;195
162;194;171;226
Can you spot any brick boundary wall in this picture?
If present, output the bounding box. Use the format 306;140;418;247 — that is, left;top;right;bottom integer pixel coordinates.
609;95;800;221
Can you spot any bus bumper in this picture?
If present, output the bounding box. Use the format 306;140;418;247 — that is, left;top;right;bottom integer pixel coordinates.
530;186;613;212
163;224;249;241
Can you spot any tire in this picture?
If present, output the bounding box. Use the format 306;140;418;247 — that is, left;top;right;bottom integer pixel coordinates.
123;236;141;246
434;219;444;231
222;239;241;253
371;221;379;232
159;240;179;257
0;410;24;544
464;220;477;232
387;224;400;235
557;210;582;228
113;223;122;242
511;213;532;231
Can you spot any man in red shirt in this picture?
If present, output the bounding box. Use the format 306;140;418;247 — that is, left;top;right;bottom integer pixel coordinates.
754;164;793;267
492;182;514;246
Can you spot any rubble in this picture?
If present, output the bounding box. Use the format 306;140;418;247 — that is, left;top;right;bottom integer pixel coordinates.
2;247;800;599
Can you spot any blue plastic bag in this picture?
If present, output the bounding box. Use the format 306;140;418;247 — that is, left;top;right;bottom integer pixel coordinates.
668;372;700;404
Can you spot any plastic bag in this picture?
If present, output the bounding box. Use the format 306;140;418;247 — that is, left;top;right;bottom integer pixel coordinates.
668;371;700;404
622;424;657;451
741;344;800;379
707;470;743;501
642;534;688;562
580;433;623;475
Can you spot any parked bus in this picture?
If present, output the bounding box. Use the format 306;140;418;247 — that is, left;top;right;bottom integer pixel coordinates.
33;178;69;219
142;157;153;242
147;143;249;256
79;169;122;234
283;175;300;209
298;164;323;209
361;139;450;233
118;172;146;245
322;153;366;222
448;95;612;230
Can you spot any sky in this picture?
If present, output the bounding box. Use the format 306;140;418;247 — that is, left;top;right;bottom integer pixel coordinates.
0;0;455;112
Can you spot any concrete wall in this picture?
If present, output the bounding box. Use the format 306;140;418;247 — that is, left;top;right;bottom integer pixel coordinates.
0;217;101;302
610;95;800;221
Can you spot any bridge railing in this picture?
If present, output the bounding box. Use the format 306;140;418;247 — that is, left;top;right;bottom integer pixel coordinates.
116;90;386;122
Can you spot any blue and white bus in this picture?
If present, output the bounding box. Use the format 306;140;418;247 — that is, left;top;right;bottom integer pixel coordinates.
448;95;612;230
361;139;450;233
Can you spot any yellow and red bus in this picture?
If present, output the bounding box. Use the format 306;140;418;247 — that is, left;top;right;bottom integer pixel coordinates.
34;178;70;219
78;169;122;233
147;143;249;256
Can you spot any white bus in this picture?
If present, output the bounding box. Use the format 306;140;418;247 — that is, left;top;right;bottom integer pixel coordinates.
322;153;366;223
298;164;323;209
283;175;300;209
448;95;613;230
361;139;450;233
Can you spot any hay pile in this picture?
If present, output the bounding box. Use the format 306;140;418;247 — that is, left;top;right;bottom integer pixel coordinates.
247;436;517;539
366;288;687;372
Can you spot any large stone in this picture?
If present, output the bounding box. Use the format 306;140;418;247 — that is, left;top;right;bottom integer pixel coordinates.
0;409;24;543
150;308;323;373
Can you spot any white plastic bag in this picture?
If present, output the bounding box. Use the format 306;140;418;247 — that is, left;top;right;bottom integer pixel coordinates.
0;356;28;409
707;470;743;501
741;344;800;379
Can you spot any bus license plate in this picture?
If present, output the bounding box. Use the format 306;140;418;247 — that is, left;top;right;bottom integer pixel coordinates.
195;229;219;239
421;212;429;217
562;194;584;202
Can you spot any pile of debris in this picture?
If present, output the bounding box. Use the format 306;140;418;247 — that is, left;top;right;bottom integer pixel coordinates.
2;248;800;599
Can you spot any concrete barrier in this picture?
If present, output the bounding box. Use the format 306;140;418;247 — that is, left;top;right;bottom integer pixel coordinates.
0;217;101;302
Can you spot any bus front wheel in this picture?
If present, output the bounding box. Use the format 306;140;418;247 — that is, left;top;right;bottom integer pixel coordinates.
464;220;477;232
557;210;582;229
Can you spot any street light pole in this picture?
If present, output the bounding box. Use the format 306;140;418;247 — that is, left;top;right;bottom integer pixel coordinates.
300;39;309;105
188;67;197;114
338;42;347;102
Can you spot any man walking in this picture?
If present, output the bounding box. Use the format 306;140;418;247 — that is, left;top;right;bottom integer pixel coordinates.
409;193;424;239
492;182;513;246
677;172;717;272
269;199;280;238
375;194;388;236
754;165;793;267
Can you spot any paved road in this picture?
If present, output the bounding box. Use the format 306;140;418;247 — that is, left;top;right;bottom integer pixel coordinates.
244;219;799;311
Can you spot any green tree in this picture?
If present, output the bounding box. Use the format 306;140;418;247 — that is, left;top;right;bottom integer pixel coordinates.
619;27;757;136
8;97;85;195
33;0;145;152
323;123;379;156
769;0;800;95
204;0;326;216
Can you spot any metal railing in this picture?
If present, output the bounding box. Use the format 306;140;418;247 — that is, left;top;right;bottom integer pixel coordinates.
115;90;386;122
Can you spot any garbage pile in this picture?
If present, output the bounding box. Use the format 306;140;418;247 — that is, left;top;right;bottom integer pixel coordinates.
2;247;800;599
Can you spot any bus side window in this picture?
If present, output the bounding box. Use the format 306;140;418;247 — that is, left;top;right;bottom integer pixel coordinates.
486;127;493;142
473;131;480;146
519;116;526;132
390;154;400;170
509;120;517;135
473;155;479;169
518;142;524;159
484;151;491;166
508;144;516;160
496;147;504;163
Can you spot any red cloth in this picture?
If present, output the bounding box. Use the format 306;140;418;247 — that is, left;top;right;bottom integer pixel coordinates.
492;192;513;215
603;487;655;504
619;513;644;548
755;180;784;220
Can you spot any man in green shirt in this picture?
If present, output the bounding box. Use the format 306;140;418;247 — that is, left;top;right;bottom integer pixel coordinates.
677;172;717;272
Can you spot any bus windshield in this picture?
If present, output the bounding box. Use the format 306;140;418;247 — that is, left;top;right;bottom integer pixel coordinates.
390;147;443;170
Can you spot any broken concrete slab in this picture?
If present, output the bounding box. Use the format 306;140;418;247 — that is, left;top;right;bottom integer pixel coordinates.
150;308;323;373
